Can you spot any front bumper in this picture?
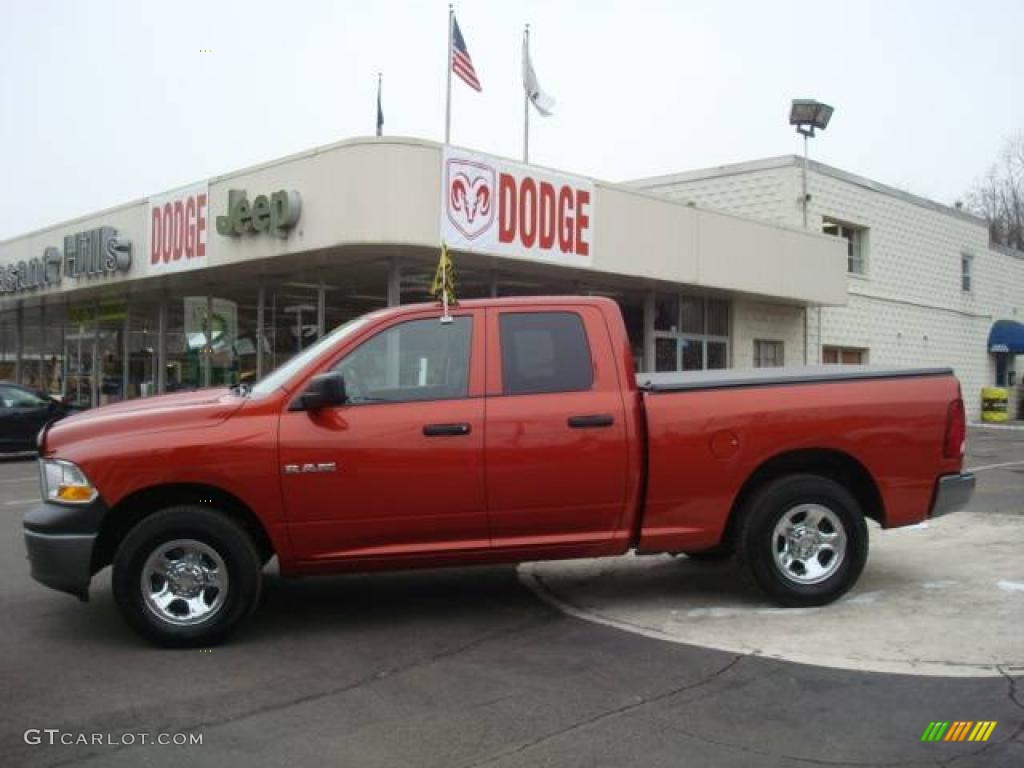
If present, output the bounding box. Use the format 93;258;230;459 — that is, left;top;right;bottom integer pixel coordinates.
23;499;108;601
929;473;976;519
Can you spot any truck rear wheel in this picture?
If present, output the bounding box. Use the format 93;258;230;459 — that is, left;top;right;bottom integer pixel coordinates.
112;506;262;647
738;474;867;607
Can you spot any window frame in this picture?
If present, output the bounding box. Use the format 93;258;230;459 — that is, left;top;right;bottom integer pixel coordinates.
821;345;868;365
823;217;868;276
961;252;973;293
652;294;731;372
753;339;785;368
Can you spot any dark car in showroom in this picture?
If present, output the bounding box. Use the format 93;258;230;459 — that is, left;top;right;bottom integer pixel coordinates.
0;383;80;454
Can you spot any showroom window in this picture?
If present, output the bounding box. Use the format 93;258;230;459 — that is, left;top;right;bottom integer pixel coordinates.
0;310;15;381
961;252;973;292
822;345;868;365
754;339;785;368
654;294;730;372
823;218;867;275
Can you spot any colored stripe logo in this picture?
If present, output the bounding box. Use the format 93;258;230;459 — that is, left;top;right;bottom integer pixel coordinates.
921;721;997;742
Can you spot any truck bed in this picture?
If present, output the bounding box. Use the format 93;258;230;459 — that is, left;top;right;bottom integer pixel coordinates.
634;364;962;554
638;365;953;393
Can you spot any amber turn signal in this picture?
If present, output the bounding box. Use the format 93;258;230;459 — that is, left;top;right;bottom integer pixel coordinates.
56;485;95;503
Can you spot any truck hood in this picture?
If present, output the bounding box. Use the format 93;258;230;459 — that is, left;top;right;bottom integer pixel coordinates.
44;389;247;453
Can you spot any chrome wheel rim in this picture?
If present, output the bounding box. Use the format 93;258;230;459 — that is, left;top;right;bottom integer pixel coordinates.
141;539;229;626
771;504;847;585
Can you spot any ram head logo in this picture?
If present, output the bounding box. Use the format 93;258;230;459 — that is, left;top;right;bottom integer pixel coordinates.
445;159;495;240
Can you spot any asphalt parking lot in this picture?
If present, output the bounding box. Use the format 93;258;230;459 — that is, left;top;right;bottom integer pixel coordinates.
0;427;1021;767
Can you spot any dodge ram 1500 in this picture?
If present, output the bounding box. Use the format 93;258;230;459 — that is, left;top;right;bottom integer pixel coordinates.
25;297;974;645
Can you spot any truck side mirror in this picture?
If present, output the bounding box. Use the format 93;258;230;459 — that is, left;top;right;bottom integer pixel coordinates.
292;372;347;411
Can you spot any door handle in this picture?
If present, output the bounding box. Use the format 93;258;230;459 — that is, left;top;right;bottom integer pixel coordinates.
423;423;472;437
567;414;615;429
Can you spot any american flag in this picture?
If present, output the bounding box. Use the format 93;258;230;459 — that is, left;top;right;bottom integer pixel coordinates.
451;16;482;92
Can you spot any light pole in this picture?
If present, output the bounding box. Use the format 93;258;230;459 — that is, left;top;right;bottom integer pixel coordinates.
789;99;833;229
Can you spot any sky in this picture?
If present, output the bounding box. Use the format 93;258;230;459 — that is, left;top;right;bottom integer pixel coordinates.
1;0;1022;240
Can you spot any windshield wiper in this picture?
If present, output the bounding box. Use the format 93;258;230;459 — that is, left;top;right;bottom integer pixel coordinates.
229;383;251;397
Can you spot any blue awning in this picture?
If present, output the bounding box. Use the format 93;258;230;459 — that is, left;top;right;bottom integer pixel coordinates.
988;320;1024;354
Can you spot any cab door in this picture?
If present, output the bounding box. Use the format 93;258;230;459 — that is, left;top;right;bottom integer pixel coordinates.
484;305;630;552
279;309;488;563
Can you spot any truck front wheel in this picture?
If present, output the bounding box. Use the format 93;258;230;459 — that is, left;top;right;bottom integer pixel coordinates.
112;506;263;647
739;474;867;607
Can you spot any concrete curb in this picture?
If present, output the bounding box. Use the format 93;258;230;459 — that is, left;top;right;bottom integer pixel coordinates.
519;512;1024;678
970;422;1024;431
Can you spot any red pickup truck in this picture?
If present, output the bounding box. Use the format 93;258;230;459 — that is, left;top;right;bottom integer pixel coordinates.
25;297;974;646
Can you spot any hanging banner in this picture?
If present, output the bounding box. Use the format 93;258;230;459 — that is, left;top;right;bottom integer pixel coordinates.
440;147;594;267
148;183;210;274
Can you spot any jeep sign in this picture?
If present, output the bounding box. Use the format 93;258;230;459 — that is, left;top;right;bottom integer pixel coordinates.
440;147;593;266
216;189;301;239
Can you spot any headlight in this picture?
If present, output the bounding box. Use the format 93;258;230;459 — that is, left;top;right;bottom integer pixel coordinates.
39;459;98;505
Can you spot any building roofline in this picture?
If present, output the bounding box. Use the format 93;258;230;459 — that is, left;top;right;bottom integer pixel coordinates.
0;136;442;245
3;135;631;246
1;137;827;247
626;154;988;227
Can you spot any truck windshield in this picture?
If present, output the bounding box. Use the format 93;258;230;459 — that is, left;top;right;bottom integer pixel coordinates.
249;314;375;397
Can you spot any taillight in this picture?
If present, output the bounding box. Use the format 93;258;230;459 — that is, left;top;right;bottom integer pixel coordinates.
944;397;966;459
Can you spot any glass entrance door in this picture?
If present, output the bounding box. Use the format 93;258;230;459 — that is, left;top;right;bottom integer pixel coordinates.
95;324;124;406
63;326;94;408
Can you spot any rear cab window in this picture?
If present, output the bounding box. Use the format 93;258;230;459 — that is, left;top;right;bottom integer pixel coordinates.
499;311;594;395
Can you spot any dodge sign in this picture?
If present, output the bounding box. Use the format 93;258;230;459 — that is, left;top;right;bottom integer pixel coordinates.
148;183;209;274
440;147;594;267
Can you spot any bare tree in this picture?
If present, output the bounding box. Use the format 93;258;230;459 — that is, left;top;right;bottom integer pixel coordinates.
966;134;1024;251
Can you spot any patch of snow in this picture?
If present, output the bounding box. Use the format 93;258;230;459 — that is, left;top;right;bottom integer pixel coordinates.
996;580;1024;593
845;591;884;604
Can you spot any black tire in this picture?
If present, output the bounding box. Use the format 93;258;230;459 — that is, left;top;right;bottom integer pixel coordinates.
112;506;263;647
738;474;867;607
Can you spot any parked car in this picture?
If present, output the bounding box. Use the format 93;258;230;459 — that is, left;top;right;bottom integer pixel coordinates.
23;297;974;646
0;382;79;454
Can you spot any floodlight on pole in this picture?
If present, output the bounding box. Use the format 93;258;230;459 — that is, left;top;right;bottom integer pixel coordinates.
789;99;834;228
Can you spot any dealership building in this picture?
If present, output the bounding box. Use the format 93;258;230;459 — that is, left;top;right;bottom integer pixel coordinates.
631;156;1024;418
0;137;1021;419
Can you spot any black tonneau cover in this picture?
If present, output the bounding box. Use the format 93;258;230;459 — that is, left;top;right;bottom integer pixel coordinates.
637;365;953;393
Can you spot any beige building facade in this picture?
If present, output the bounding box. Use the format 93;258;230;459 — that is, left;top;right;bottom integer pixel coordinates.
632;156;1024;419
0;138;845;409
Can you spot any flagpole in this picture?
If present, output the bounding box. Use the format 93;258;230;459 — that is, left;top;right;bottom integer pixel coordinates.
445;5;453;144
376;72;382;137
523;24;530;163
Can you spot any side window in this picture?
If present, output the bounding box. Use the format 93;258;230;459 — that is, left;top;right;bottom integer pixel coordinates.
500;312;593;395
334;316;472;404
1;386;46;408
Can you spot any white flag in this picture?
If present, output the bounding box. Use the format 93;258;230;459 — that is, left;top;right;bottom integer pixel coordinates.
523;36;555;116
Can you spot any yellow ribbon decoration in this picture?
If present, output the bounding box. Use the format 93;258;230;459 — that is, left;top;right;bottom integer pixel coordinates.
430;243;457;318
